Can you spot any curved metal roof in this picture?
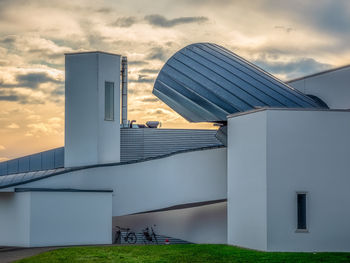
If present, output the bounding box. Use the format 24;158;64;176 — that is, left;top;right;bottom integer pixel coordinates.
153;43;323;122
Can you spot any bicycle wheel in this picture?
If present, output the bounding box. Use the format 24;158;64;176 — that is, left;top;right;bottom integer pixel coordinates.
126;232;137;244
153;233;158;244
114;231;121;244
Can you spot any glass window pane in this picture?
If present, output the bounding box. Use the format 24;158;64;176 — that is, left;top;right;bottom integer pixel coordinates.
297;193;307;230
105;82;114;121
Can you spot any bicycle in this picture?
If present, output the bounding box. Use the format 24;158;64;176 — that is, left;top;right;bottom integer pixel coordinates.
142;225;158;244
114;226;137;244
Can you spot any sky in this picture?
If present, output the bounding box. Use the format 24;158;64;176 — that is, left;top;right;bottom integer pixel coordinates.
0;0;350;160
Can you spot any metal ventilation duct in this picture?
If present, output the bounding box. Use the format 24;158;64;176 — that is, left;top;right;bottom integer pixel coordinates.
153;43;323;122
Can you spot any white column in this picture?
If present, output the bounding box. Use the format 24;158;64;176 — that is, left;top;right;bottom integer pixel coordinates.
65;52;121;167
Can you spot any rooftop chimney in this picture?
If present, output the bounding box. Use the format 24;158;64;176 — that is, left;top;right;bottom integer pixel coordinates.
121;56;128;127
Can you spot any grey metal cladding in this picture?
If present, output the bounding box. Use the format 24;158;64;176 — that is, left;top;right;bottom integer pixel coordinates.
0;147;65;176
120;128;222;162
153;43;323;122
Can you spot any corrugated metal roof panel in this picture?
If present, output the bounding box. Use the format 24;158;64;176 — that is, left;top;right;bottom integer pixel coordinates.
153;43;323;122
120;128;222;162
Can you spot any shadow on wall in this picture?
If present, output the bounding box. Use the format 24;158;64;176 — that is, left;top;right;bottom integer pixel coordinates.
113;202;227;244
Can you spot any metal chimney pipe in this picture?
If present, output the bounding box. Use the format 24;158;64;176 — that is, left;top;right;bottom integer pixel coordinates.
121;56;128;127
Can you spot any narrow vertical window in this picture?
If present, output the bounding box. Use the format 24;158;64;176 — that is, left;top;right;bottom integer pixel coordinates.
297;193;307;231
105;82;114;121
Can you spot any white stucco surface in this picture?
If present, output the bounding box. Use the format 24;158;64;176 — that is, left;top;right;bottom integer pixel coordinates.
227;111;267;251
288;66;350;109
29;191;112;247
65;52;121;167
0;191;112;247
266;110;350;252
228;109;350;252
0;192;30;247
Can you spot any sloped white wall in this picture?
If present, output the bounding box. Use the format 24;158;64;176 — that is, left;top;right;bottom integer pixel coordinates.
5;148;227;217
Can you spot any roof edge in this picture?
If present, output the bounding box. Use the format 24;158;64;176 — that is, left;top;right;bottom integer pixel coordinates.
227;107;350;119
15;188;113;193
65;51;121;57
287;64;350;83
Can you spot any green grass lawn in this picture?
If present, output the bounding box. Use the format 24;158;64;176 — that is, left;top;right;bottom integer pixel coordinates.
16;244;350;263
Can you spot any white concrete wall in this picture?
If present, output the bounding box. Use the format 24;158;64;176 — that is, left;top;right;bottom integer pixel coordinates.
29;191;112;247
0;191;112;247
0;192;30;247
228;109;350;252
114;202;227;244
227;111;267;251
65;52;121;167
266;110;350;252
288;66;350;109
6;148;227;217
97;53;121;164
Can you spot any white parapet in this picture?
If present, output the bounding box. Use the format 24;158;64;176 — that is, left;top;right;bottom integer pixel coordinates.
288;65;350;109
0;189;112;247
227;108;350;252
65;52;121;167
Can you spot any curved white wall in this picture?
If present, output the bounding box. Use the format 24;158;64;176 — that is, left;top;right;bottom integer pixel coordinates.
5;148;227;217
114;202;227;244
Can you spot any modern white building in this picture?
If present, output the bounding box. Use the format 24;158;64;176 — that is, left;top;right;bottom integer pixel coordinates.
0;43;349;252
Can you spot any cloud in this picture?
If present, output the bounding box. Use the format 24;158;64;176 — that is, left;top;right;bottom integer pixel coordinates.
128;60;149;66
0;35;73;64
0;35;16;45
7;123;19;129
146;47;168;61
274;26;295;33
0;95;18;101
141;97;159;103
109;14;209;29
27;121;62;136
96;7;112;14
0;89;45;104
144;14;208;28
130;74;155;83
253;57;332;80
15;72;62;89
111;16;138;28
139;68;160;74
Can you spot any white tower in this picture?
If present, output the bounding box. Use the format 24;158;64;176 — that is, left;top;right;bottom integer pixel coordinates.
65;52;121;167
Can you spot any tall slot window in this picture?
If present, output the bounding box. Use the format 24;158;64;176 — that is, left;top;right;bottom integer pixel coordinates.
297;193;307;231
105;82;114;121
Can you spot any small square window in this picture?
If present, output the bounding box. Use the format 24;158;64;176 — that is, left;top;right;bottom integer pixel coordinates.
105;82;114;121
